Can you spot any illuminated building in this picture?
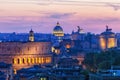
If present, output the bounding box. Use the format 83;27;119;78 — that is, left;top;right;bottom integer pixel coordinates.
52;22;64;54
53;22;64;42
99;26;117;50
0;42;52;72
0;30;52;72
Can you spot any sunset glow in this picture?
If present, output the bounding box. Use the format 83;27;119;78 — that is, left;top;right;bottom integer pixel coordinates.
0;0;120;33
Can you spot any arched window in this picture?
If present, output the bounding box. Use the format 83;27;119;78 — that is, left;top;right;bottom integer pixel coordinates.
41;57;44;64
46;57;51;63
14;69;17;74
27;58;31;64
35;57;38;64
12;58;17;64
43;57;46;63
18;58;20;64
31;58;35;64
38;58;42;64
18;58;22;64
23;58;26;64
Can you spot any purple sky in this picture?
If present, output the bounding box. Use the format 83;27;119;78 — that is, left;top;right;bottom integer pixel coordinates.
0;0;120;34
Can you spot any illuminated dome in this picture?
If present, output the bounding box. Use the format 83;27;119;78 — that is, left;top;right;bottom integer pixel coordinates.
53;25;63;32
53;22;64;37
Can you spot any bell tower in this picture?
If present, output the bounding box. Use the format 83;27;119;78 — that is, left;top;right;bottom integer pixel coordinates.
29;29;34;42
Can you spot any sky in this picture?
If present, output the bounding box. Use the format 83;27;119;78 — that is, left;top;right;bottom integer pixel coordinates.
0;0;120;34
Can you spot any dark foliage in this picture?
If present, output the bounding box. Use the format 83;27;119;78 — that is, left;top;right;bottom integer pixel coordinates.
83;50;120;72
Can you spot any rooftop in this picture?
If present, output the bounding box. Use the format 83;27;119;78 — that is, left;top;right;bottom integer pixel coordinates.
0;62;11;69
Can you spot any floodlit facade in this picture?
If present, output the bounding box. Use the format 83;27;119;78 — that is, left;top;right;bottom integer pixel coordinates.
99;26;117;50
0;42;52;72
0;29;52;72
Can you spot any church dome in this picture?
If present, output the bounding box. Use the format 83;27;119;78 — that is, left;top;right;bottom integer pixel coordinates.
53;22;63;32
53;26;63;32
53;22;64;37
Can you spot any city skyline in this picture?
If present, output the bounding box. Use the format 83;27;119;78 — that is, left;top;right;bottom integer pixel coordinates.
0;0;120;33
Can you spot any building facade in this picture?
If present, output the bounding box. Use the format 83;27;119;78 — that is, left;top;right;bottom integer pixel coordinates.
0;41;52;72
99;26;117;50
0;29;52;73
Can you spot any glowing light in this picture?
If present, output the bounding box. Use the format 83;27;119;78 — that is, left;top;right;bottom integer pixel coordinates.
23;58;27;64
40;78;46;80
100;37;106;50
35;57;38;63
43;57;46;63
46;57;51;63
51;47;55;52
100;36;116;50
31;58;35;64
55;49;60;54
38;57;42;64
66;44;71;48
53;31;64;37
108;38;115;48
29;37;34;42
27;57;31;64
41;57;44;63
14;69;17;74
18;58;22;64
13;58;17;64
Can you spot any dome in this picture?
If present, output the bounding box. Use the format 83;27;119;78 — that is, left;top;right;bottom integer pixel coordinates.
53;26;63;32
53;22;64;37
53;22;63;32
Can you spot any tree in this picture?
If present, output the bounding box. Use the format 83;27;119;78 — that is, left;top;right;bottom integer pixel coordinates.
83;50;120;72
83;52;97;71
98;61;111;69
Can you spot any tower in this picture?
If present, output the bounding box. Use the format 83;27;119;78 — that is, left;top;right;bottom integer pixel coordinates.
29;29;34;42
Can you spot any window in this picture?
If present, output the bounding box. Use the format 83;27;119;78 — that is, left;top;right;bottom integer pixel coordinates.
18;58;22;64
23;58;26;64
13;58;17;64
40;78;46;80
27;58;31;64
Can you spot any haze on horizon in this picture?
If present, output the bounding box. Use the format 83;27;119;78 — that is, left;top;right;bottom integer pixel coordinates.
0;0;120;34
